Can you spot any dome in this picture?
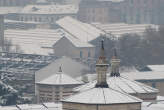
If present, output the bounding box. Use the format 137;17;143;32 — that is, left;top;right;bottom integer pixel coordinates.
63;87;142;104
36;67;83;85
74;76;159;94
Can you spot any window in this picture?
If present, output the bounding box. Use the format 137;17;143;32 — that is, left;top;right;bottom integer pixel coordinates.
88;51;91;57
80;51;83;58
39;17;42;22
152;82;156;88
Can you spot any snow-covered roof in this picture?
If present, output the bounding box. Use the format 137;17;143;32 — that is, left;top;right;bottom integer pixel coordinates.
36;69;83;85
5;28;93;55
97;0;124;2
56;17;159;41
92;23;159;38
57;29;94;47
63;87;142;104
82;0;124;3
122;71;164;81
142;102;164;110
16;104;46;110
43;102;62;110
0;102;62;110
56;16;104;42
0;106;18;110
20;5;78;14
35;56;90;82
74;76;158;94
147;65;164;72
157;96;164;101
0;7;22;14
5;29;62;55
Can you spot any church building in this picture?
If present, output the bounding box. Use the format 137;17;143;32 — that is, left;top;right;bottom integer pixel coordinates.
62;39;142;110
74;48;159;101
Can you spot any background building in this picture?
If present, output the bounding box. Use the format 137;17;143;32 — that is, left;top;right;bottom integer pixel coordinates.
18;4;78;23
0;0;35;6
78;0;124;23
0;14;4;50
124;0;164;24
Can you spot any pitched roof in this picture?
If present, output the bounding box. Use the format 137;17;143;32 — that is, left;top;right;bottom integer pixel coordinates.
74;76;158;94
92;23;158;38
56;16;104;42
147;65;164;72
57;29;94;48
63;87;142;104
5;29;62;55
5;28;94;55
122;71;164;81
36;70;83;85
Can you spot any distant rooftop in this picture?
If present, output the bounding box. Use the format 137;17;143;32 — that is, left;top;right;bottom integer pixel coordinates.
147;65;164;72
57;16;159;41
5;28;93;55
20;5;78;14
0;7;22;14
122;71;164;81
92;23;159;38
56;16;104;42
5;29;62;55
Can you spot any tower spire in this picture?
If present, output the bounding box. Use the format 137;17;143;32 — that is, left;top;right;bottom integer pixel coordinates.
110;48;120;77
95;39;109;88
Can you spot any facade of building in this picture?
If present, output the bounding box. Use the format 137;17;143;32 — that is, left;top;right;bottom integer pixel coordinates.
0;14;4;50
62;40;142;110
36;67;83;103
53;36;95;59
78;0;124;23
124;0;163;24
18;5;78;23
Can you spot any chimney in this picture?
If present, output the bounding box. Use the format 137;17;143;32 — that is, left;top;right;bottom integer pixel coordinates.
95;39;109;88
